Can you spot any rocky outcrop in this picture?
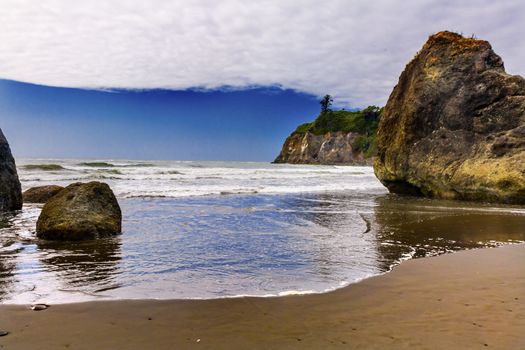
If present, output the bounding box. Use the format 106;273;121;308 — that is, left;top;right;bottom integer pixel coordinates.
375;31;525;203
23;185;64;204
0;128;22;212
36;182;121;240
274;131;373;165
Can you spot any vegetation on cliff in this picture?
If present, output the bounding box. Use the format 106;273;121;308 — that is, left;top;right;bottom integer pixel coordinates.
292;105;383;158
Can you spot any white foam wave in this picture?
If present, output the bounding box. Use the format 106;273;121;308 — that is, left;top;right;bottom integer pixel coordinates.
16;159;387;199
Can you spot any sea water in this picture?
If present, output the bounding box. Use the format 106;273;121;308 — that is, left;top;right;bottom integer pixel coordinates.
0;159;524;304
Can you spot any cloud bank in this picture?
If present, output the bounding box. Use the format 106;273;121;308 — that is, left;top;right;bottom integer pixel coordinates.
1;0;524;106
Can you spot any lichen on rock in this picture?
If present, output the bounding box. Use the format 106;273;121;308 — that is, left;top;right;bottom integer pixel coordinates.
374;31;525;203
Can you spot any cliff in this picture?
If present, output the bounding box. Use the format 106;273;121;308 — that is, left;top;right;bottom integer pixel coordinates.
274;131;373;165
274;107;381;165
374;31;525;203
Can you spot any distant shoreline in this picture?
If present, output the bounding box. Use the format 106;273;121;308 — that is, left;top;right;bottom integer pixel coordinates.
1;244;523;349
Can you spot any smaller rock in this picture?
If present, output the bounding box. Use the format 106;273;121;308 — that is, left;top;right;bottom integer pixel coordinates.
413;248;427;258
31;304;49;311
0;330;9;336
36;181;122;241
23;185;64;203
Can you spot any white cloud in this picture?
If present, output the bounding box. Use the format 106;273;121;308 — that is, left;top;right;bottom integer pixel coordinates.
0;0;524;107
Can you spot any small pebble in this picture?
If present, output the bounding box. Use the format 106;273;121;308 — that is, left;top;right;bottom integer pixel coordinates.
0;330;9;337
31;304;49;311
196;339;201;343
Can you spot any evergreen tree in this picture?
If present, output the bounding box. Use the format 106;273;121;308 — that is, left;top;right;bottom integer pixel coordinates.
320;94;333;114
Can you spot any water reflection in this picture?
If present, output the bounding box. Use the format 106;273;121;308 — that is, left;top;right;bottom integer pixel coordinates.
0;193;524;304
36;238;122;294
0;213;17;301
372;195;525;270
0;253;16;301
280;193;379;279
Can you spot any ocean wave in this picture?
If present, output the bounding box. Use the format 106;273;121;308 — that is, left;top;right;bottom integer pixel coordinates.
78;162;115;167
21;164;66;171
120;163;156;168
96;169;123;175
16;159;387;199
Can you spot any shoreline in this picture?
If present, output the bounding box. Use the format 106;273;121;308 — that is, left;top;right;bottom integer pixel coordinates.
1;244;524;349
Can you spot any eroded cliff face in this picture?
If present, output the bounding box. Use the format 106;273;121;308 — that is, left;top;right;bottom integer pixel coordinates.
274;131;373;165
374;31;525;203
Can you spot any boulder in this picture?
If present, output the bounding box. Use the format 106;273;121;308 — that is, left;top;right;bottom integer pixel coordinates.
0;128;22;212
36;182;122;240
374;31;525;203
23;185;64;203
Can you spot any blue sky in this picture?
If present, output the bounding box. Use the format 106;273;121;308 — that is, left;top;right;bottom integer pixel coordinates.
0;79;320;161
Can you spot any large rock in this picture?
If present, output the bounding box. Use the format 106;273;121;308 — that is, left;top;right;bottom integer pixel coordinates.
274;131;373;165
374;31;525;203
36;182;122;240
0;128;22;212
23;185;64;203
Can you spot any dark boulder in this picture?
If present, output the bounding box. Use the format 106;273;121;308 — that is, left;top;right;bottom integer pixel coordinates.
23;185;64;204
36;182;121;240
374;31;525;203
0;129;22;212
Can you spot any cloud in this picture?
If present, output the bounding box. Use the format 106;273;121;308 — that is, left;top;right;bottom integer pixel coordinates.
0;0;524;107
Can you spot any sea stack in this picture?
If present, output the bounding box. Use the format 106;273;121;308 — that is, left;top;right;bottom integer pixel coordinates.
36;181;122;240
0;128;23;212
374;31;525;203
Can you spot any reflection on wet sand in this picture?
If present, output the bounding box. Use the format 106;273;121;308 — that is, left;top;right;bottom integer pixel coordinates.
0;255;15;301
373;195;525;270
284;192;525;274
36;238;122;294
0;214;17;301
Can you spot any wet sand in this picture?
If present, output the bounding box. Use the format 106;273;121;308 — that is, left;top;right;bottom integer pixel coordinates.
0;244;524;350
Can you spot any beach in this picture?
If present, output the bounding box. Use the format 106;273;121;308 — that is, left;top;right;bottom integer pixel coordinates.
1;243;523;349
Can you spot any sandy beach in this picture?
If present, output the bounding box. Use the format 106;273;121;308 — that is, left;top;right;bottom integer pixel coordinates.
0;244;523;350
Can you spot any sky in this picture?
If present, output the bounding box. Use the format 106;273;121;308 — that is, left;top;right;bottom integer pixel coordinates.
0;0;524;161
0;80;318;160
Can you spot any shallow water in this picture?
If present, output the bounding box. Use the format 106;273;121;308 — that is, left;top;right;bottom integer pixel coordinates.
1;160;524;304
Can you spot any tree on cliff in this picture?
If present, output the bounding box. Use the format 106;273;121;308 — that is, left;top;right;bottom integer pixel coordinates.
320;95;333;114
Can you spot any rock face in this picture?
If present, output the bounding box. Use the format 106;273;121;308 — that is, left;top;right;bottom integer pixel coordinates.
36;182;122;240
274;131;373;165
375;31;525;203
23;185;64;203
0;128;22;212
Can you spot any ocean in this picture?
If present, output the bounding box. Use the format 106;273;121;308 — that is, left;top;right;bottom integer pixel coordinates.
1;159;524;304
